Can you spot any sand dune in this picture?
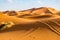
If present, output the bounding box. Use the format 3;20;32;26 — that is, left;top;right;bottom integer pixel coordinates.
0;16;60;40
0;7;60;40
0;15;60;40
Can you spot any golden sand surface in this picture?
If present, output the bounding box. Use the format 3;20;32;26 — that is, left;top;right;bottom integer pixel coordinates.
0;13;60;40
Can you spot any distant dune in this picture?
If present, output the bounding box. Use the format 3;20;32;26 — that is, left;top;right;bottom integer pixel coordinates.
1;7;60;18
0;7;60;40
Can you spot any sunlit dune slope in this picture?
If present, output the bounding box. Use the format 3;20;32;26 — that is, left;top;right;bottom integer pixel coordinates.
0;13;38;24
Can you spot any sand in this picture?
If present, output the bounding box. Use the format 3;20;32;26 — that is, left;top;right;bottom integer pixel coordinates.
0;14;60;40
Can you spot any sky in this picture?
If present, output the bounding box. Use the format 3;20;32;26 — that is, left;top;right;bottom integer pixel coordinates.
0;0;60;11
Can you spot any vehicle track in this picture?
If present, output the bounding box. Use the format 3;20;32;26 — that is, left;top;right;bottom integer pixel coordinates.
40;19;60;36
26;18;60;36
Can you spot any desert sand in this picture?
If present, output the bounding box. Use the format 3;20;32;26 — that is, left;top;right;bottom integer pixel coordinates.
0;7;60;40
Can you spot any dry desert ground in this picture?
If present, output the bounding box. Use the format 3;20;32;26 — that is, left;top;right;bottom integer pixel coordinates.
0;7;60;40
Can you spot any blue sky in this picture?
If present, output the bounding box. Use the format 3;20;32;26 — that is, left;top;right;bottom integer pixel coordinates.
0;0;60;11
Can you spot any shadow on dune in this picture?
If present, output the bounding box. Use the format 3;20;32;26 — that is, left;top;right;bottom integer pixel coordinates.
18;15;53;19
28;15;52;18
0;21;49;33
